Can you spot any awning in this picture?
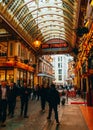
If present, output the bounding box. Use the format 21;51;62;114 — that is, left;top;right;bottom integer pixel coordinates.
38;73;54;79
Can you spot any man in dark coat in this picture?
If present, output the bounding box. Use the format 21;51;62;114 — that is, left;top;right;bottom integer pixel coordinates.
20;82;31;118
39;84;47;112
47;84;60;124
7;82;18;118
0;80;9;127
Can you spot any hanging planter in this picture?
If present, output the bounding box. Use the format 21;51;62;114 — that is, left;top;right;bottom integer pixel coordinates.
76;27;89;37
24;59;29;64
73;48;79;55
32;64;36;68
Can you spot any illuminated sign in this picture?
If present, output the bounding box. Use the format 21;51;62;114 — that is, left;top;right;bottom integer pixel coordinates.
41;43;68;49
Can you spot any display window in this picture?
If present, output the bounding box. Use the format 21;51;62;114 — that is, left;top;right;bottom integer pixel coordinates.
7;70;14;83
0;70;5;81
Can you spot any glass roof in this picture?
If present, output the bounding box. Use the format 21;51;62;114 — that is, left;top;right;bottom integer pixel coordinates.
0;0;80;52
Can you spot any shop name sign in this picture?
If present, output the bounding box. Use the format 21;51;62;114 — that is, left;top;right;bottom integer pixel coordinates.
41;43;68;49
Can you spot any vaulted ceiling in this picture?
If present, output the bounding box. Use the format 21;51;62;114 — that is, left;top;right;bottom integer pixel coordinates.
0;0;88;55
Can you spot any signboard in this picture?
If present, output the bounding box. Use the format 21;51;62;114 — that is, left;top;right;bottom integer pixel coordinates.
41;42;68;49
41;43;69;53
41;39;69;54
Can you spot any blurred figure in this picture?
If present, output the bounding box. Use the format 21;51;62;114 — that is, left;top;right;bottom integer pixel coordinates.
0;80;9;127
61;89;66;105
20;82;31;118
39;84;47;112
7;82;18;118
47;84;60;125
36;84;41;101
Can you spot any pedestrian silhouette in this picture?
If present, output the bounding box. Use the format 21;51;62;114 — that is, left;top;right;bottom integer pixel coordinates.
47;84;60;125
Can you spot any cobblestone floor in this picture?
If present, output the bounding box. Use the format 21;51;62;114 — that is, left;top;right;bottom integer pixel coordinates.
0;97;89;130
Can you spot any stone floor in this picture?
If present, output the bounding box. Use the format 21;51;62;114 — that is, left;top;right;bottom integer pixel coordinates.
0;97;89;130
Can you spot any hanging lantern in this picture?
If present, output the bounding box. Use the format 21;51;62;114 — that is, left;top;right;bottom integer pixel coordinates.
33;40;41;48
33;1;41;49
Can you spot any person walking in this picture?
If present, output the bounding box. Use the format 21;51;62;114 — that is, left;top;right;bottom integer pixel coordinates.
0;80;9;127
47;84;60;125
35;84;41;101
7;82;18;118
20;82;31;118
39;84;47;112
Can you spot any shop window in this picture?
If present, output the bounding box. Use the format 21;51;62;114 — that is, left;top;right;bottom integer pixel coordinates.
0;45;7;57
7;70;14;83
0;70;5;80
0;52;7;56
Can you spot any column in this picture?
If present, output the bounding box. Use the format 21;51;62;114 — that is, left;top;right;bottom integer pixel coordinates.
14;68;18;83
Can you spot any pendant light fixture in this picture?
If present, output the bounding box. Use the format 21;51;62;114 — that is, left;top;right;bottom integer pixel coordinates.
33;1;41;49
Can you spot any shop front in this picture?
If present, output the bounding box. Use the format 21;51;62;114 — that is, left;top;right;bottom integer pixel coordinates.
0;61;35;88
87;48;93;106
37;73;54;86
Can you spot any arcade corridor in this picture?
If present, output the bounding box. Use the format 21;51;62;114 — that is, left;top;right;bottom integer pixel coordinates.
0;0;93;129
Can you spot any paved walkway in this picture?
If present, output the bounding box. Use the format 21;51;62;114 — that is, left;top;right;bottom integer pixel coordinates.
0;97;89;130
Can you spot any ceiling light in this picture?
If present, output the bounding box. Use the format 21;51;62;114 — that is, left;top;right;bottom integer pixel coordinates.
90;0;93;6
33;40;41;48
